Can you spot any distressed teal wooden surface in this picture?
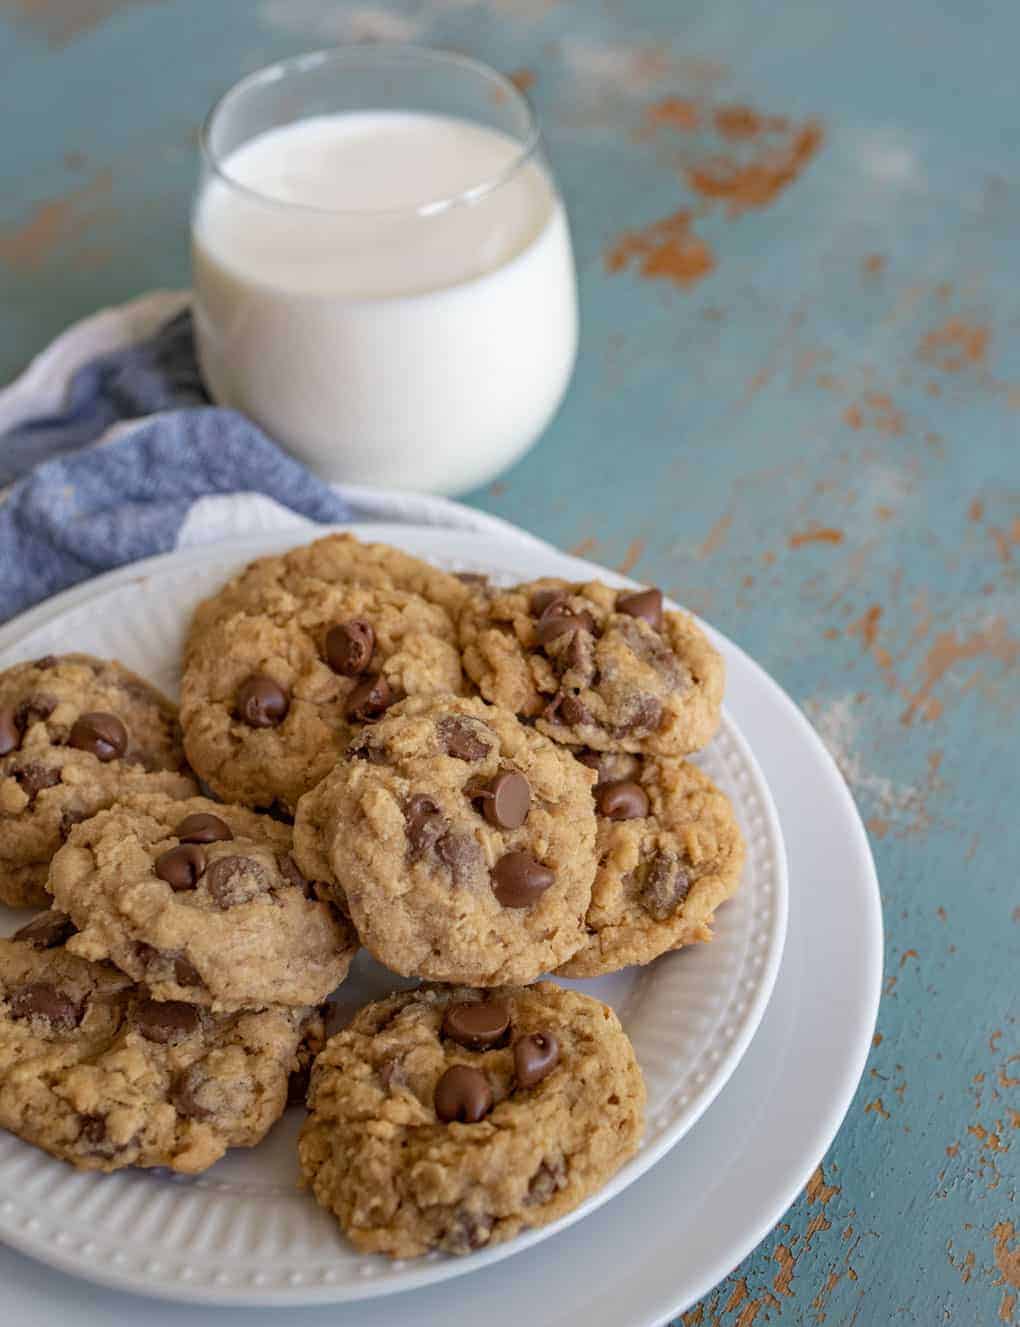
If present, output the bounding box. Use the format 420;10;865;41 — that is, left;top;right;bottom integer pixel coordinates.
1;1;1017;1322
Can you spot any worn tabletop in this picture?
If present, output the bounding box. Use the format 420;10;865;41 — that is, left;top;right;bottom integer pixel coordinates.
1;1;1018;1322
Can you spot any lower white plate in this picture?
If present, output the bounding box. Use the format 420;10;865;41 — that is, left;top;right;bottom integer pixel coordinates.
0;526;788;1308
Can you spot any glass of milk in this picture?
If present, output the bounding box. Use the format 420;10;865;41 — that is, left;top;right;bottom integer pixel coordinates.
192;45;578;495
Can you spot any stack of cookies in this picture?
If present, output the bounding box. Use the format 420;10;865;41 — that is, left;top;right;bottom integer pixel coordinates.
0;534;744;1261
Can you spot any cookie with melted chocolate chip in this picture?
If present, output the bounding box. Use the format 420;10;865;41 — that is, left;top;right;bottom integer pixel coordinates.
180;562;464;813
0;654;196;908
293;695;597;984
0;931;320;1172
557;753;745;978
458;577;724;756
48;792;356;1011
298;982;645;1258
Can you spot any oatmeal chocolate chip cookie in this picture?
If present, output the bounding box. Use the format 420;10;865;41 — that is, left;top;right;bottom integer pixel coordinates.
0;926;321;1172
298;982;645;1258
186;533;469;646
49;793;356;1010
180;578;464;812
0;654;197;909
293;695;597;984
555;753;745;978
459;579;724;756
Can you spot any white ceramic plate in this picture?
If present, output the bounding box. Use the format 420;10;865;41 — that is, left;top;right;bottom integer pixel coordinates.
0;631;882;1327
0;526;786;1307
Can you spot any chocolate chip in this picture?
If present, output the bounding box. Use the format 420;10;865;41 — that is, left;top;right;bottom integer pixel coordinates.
173;955;203;986
33;655;58;670
16;694;56;727
236;674;289;728
13;763;61;802
530;588;569;616
639;852;690;920
59;808;88;842
405;795;446;858
68;711;127;762
434;1064;493;1123
565;627;595;674
561;695;591;726
136;941;201;986
324;619;375;676
378;1056;407;1091
575;749;604;777
134;997;200;1044
441;1209;494;1254
617;619;683;688
616;693;664;737
77;1115;107;1148
469;770;531;829
12;910;75;949
170;1065;213;1120
437;715;491;762
204;854;270;908
442;1000;511;1050
533;593;596;649
155;844;206;891
544;693;591;728
347;735;389;763
617;587;664;631
491;852;555;908
526;1157;567;1204
8;982;82;1029
0;705;22;756
175;813;233;844
514;1032;560;1088
595;779;649;821
345;674;393;722
436;832;483;886
278;852;316;899
78;1111;130;1159
456;572;488;587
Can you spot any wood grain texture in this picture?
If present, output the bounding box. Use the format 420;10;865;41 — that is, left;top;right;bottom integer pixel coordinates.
0;0;1017;1320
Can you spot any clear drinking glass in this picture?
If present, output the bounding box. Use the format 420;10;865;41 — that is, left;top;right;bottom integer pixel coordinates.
192;45;578;495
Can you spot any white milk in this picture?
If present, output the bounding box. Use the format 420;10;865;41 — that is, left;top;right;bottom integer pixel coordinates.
192;112;577;493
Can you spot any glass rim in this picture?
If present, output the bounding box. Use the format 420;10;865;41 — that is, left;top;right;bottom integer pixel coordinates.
198;43;543;218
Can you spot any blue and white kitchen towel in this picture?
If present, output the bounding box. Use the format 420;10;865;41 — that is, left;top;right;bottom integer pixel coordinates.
0;290;549;624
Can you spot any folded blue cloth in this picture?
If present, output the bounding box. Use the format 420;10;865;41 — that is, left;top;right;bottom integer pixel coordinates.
0;311;352;622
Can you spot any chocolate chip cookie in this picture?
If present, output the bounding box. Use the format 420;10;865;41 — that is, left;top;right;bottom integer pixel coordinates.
0;924;321;1172
0;654;197;909
298;982;645;1257
187;532;469;644
459;579;724;755
181;577;464;813
48;793;356;1010
556;753;745;978
293;695;597;984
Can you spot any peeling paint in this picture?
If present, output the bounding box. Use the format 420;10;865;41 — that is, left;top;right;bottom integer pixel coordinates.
919;318;991;372
685;119;824;217
900;618;1019;725
789;526;845;548
608;95;822;285
842;392;906;436
0;0;161;47
605;210;715;287
0;170;113;270
699;510;733;558
617;538;646;574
